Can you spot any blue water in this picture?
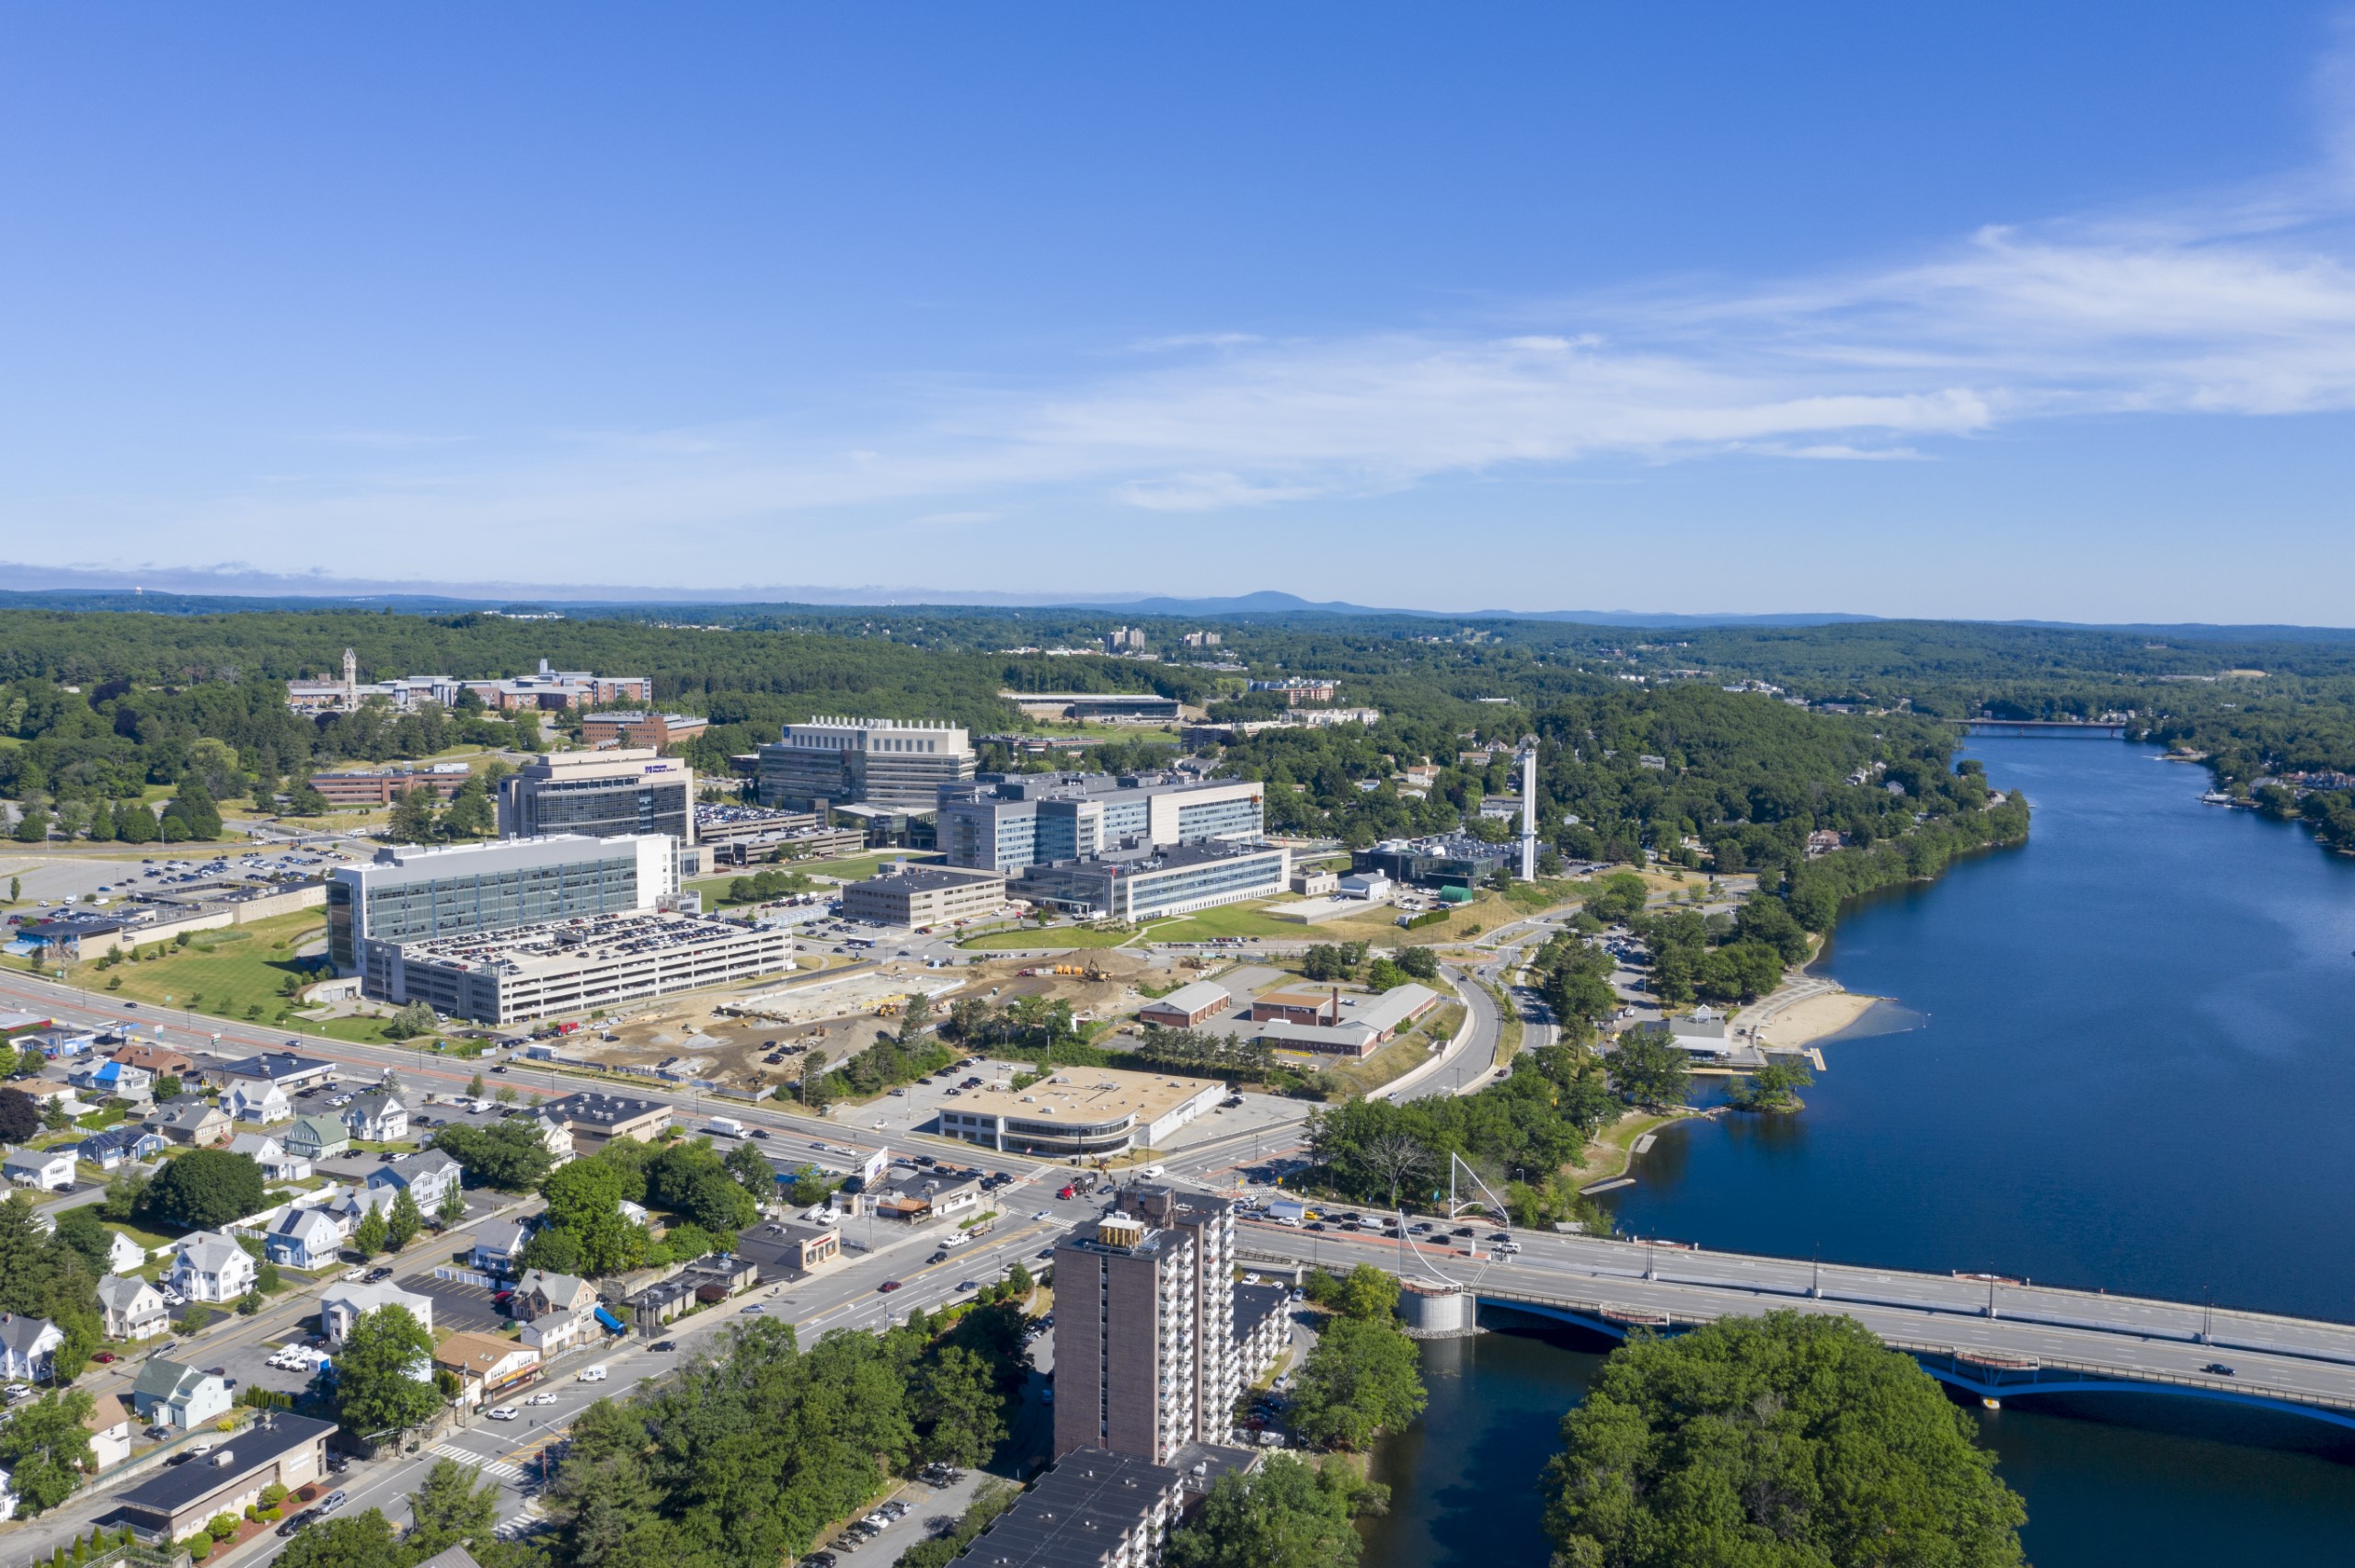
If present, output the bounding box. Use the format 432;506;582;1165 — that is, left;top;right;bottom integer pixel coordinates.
1361;738;2355;1566
1612;736;2355;1318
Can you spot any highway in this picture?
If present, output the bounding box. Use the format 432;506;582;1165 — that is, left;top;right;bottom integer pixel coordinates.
1235;1219;2355;1423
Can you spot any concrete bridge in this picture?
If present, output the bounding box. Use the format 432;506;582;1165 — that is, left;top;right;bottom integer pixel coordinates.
1236;1221;2355;1430
1955;718;2130;737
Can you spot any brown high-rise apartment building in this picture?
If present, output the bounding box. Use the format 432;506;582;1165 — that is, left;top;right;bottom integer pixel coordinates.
1051;1185;1237;1465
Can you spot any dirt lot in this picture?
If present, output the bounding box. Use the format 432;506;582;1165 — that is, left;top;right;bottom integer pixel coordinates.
561;948;1201;1094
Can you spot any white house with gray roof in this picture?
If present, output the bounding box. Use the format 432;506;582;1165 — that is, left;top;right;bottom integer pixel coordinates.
168;1230;258;1303
229;1132;311;1182
98;1274;169;1341
342;1091;408;1142
0;1312;63;1383
366;1148;460;1211
319;1280;434;1347
3;1145;76;1192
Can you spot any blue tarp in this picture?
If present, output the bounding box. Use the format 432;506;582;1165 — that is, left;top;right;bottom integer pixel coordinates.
593;1307;626;1334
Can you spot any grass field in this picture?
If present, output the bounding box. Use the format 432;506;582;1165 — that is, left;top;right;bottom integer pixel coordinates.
65;910;326;1025
1318;1032;1437;1098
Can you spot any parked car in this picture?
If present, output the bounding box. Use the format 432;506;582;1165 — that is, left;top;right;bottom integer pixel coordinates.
488;1404;520;1421
277;1510;318;1537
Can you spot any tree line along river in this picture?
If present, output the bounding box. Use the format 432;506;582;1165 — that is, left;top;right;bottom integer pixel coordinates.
1361;736;2355;1567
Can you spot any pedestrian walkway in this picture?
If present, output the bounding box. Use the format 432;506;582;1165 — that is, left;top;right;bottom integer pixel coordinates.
494;1500;547;1540
427;1441;526;1482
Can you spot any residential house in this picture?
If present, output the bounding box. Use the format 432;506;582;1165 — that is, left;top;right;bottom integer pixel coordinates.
98;1274;170;1341
431;1332;539;1406
15;1080;85;1117
512;1269;597;1322
3;1145;76;1192
168;1230;258;1303
106;1228;152;1273
532;1113;575;1162
319;1281;434;1347
265;1206;349;1271
321;1183;396;1232
146;1095;231;1148
517;1305;592;1358
78;1125;167;1172
228;1132;311;1183
69;1058;152;1099
225;1081;292;1127
83;1391;134;1470
0;1466;14;1519
129;1358;233;1432
284;1113;351;1162
342;1092;408;1143
0;1313;63;1383
365;1148;460;1213
468;1219;531;1276
110;1041;194;1078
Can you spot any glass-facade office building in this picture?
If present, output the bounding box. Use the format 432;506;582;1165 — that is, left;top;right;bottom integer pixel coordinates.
1017;841;1289;921
327;834;674;995
939;773;1264;873
496;751;695;844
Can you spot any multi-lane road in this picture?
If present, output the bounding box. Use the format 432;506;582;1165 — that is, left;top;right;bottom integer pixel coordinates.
1236;1219;2355;1422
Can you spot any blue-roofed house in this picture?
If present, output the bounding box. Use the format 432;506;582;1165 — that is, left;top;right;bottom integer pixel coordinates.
69;1058;152;1098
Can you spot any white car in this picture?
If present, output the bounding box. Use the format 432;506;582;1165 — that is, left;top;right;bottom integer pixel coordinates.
488;1404;520;1421
528;1392;559;1405
1032;1210;1051;1221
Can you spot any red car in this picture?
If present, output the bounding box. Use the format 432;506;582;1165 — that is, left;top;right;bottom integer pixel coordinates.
879;1280;902;1293
91;1352;117;1365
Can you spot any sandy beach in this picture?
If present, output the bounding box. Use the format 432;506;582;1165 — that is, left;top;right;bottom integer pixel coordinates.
1753;990;1879;1050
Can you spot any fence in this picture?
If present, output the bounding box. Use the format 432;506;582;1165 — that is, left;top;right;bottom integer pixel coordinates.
433;1265;498;1289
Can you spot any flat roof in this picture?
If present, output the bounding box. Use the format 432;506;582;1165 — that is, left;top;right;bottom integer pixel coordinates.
117;1414;335;1515
393;910;772;977
953;1066;1219;1129
546;1092;670;1128
848;865;1005;894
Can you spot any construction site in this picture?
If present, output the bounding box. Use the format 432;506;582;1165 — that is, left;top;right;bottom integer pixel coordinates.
534;944;1206;1098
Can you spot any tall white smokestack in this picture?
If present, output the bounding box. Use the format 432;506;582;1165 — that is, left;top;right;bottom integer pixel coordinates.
1519;747;1538;881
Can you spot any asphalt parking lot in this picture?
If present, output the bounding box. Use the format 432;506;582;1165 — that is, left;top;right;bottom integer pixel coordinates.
402;1273;509;1333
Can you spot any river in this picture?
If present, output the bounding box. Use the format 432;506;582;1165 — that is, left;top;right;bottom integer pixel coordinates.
1361;737;2355;1566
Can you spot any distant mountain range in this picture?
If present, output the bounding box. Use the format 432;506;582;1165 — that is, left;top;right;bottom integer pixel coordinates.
1;561;2350;640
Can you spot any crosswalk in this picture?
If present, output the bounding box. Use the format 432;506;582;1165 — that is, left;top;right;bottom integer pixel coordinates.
494;1500;548;1540
427;1442;526;1482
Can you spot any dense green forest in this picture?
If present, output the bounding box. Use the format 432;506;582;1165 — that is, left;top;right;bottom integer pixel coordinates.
0;601;2347;855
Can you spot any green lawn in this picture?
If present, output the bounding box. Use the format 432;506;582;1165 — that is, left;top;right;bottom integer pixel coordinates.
1138;902;1317;942
64;910;327;1024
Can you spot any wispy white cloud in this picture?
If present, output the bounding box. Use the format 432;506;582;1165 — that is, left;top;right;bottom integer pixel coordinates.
154;28;2355;556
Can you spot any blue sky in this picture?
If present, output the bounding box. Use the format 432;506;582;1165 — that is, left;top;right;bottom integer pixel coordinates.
6;4;2355;621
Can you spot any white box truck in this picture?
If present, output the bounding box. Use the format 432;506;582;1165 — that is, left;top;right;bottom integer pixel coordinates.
706;1116;748;1139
